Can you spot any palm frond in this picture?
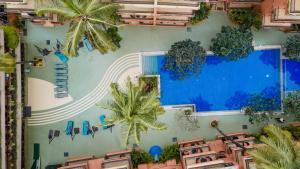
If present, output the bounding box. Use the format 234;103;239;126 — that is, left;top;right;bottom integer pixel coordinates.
62;20;85;57
100;78;167;146
60;0;83;15
250;124;300;169
86;21;117;54
36;7;75;18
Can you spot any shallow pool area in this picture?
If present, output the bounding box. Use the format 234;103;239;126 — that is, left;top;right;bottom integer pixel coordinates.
143;49;282;112
283;59;300;93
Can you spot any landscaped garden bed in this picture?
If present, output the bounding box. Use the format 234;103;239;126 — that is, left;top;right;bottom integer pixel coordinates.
5;73;17;169
139;75;160;95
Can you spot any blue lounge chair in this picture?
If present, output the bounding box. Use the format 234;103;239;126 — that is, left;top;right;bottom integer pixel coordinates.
54;51;69;64
55;65;67;69
54;40;69;63
56;81;67;86
82;121;90;135
100;115;109;129
55;92;68;98
83;36;94;51
55;87;68;92
56;75;68;80
56;69;68;74
65;121;74;135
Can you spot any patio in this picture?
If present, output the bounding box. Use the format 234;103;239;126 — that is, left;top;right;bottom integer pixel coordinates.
24;11;291;168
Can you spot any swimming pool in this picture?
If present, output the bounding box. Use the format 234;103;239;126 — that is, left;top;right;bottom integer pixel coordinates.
143;49;282;112
283;59;300;93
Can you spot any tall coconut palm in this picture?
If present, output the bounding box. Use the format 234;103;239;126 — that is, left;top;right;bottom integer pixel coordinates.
101;79;167;146
36;0;120;57
249;124;300;169
0;53;16;73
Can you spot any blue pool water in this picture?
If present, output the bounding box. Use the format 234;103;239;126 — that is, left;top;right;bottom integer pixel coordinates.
143;49;282;112
283;59;300;92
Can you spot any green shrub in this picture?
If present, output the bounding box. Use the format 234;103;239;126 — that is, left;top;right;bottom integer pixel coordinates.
159;144;180;163
139;76;158;93
164;39;206;80
283;126;300;140
228;8;262;30
131;150;153;168
284;34;300;61
210;26;254;61
0;26;19;49
190;2;211;24
106;27;122;48
283;91;300;116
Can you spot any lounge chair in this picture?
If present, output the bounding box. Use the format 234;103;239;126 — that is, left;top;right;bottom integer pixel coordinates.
55;92;68;98
83;36;94;51
54;40;69;63
100;115;109;129
82;121;90;136
99;115;115;132
56;69;68;74
56;81;67;86
55;67;68;70
72;128;80;141
56;73;68;76
54;130;60;137
34;44;52;56
55;87;68;92
65;121;74;136
55;63;68;68
56;75;68;80
54;51;69;63
48;130;54;144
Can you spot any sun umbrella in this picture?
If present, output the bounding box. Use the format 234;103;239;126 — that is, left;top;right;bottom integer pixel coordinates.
149;145;162;162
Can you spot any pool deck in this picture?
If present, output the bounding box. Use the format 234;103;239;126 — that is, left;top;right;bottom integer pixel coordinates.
24;12;295;168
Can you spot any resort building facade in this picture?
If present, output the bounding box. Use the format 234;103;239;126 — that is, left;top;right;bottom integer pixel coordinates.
114;0;200;26
262;0;300;29
0;28;25;169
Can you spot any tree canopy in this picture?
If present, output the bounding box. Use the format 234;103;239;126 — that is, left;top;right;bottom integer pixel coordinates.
101;79;167;146
283;91;300;117
0;53;16;73
0;25;19;49
284;34;300;61
36;0;121;57
163;39;206;80
228;8;262;30
210;26;254;61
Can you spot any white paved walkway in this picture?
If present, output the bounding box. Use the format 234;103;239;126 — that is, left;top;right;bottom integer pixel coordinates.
28;53;141;126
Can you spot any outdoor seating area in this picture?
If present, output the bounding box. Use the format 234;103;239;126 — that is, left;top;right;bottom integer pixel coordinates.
46;115;114;143
178;132;258;169
56;150;132;169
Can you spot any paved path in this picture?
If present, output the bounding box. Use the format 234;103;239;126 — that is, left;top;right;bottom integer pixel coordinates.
28;53;141;126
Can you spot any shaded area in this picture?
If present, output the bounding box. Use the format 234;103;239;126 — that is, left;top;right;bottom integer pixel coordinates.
225;84;281;111
205;55;227;66
190;95;212;111
284;59;300;85
259;49;280;70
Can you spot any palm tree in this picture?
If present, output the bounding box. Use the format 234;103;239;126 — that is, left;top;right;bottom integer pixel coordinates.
0;53;16;73
101;79;167;146
36;0;120;57
0;53;39;73
249;124;300;169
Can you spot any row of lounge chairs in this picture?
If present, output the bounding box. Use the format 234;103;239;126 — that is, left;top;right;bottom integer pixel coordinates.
64;115;114;141
55;63;68;98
